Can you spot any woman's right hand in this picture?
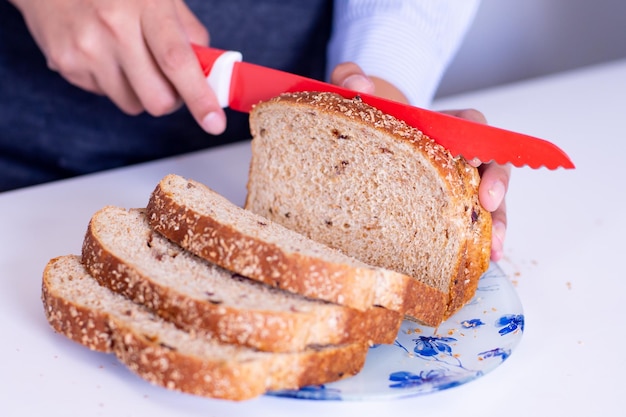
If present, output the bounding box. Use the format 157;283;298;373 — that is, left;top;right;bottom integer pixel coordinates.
10;0;227;134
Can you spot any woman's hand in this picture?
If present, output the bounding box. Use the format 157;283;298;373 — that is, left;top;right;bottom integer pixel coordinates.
10;0;226;134
441;109;510;262
330;62;510;262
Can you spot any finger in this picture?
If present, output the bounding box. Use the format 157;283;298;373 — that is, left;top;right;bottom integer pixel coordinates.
440;108;487;125
478;162;511;213
117;32;183;117
48;38;144;114
330;62;375;94
490;199;507;262
79;37;144;114
478;162;510;262
466;158;482;167
108;1;188;117
42;36;105;96
175;0;210;46
49;58;104;96
140;4;225;135
94;60;145;115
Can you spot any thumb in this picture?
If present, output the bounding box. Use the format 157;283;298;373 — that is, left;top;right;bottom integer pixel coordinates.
330;62;409;103
330;62;375;94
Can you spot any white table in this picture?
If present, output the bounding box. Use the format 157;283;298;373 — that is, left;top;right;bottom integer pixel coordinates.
1;58;624;416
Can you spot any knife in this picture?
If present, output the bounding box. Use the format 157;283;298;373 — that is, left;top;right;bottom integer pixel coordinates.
192;45;574;169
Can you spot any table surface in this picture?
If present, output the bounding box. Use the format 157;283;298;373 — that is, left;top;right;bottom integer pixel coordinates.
1;58;624;416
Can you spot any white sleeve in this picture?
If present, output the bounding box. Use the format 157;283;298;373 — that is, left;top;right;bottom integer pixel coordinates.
327;0;480;108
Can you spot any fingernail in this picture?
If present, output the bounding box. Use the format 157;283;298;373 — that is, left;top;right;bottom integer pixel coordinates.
342;74;375;94
487;180;506;211
468;157;482;167
201;111;226;135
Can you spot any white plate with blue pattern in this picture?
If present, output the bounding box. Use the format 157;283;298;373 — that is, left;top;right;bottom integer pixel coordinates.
269;263;524;400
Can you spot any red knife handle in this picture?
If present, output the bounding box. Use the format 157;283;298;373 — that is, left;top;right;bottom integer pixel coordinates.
192;44;242;108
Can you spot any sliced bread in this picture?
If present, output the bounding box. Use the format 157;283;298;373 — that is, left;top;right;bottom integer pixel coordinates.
42;255;369;401
146;174;447;325
80;206;402;352
245;92;492;319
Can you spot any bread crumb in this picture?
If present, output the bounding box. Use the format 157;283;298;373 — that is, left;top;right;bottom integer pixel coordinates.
404;327;422;335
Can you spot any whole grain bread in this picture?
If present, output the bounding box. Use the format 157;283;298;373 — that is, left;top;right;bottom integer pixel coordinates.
146;174;447;325
245;92;492;319
81;206;402;352
42;255;369;401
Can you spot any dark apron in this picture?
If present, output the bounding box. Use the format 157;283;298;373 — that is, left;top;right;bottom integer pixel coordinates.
0;0;332;191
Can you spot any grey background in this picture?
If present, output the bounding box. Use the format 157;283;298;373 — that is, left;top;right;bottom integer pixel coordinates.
436;0;626;97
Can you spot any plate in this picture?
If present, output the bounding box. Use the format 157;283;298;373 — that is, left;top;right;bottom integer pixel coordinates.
269;262;524;400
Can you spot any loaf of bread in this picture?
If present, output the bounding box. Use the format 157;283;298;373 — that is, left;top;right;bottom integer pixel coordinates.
42;255;369;401
41;90;493;400
245;92;492;319
81;205;402;352
147;174;447;325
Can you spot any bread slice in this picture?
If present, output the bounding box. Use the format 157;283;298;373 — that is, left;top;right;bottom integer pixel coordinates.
245;92;492;319
146;174;447;325
80;206;402;352
42;255;369;401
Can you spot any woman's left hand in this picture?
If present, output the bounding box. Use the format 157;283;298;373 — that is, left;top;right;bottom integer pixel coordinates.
441;109;510;262
330;63;511;262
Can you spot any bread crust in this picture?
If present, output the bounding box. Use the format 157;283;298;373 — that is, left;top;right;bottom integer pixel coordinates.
147;175;447;325
42;260;113;353
81;206;403;352
246;92;491;321
446;186;492;317
42;256;368;401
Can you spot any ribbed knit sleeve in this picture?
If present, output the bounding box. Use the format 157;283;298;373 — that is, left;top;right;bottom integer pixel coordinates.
327;0;480;108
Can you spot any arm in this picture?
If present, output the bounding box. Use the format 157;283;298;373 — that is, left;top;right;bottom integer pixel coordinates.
8;0;226;135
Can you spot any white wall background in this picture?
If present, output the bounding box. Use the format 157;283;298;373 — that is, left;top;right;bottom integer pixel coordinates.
436;0;626;98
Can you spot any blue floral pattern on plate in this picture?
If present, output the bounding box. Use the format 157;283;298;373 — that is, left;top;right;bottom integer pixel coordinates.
269;262;524;401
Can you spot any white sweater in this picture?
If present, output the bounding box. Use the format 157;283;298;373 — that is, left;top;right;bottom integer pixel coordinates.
328;0;480;108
